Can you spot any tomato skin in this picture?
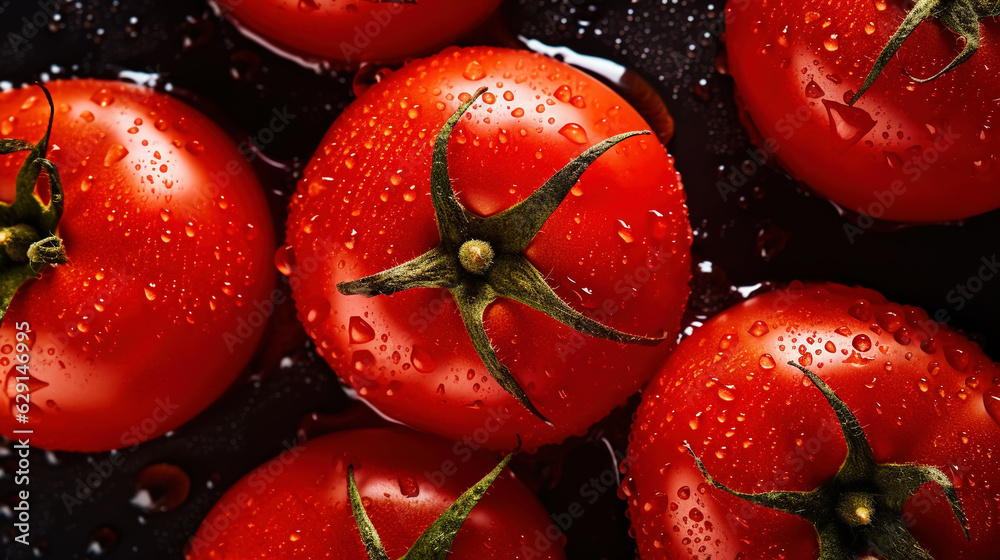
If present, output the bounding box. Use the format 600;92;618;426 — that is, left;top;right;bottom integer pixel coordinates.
0;80;275;452
186;427;565;559
286;46;692;450
625;282;1000;559
725;0;1000;222
220;0;503;65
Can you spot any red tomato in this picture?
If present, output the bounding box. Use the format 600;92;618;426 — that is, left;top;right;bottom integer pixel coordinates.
215;0;503;65
286;46;692;450
186;427;565;559
0;80;275;451
624;282;1000;559
725;0;1000;222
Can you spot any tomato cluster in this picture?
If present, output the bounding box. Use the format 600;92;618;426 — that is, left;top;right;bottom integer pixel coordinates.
4;0;999;559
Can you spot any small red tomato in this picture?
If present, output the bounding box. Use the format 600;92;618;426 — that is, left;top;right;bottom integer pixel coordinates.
625;282;1000;559
215;0;503;65
186;428;565;560
725;0;1000;222
0;80;275;451
286;47;692;450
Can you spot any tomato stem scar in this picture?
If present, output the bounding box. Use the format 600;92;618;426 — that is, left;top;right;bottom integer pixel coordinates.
336;86;662;423
685;361;970;559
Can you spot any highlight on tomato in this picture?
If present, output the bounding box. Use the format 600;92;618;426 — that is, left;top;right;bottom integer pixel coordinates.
624;281;1000;559
185;427;565;559
285;46;693;450
0;80;276;451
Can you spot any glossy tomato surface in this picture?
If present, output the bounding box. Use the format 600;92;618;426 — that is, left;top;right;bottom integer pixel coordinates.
725;0;1000;222
218;0;503;65
286;46;692;450
0;79;275;451
625;282;1000;559
186;427;565;559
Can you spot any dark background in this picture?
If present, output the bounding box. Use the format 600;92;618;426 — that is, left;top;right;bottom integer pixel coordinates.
1;0;997;558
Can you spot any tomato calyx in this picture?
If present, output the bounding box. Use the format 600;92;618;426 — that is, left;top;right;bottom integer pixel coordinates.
687;362;970;560
337;86;664;422
850;0;998;105
347;438;520;560
0;84;66;328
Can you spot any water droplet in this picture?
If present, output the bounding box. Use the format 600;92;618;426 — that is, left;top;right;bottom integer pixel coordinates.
511;107;525;118
349;316;376;344
677;486;690;499
759;354;776;370
298;0;319;11
822;100;876;153
130;463;191;513
823;34;839;51
554;85;573;103
144;285;157;301
302;300;330;324
90;88;115;107
689;507;705;522
411;346;436;372
558;123;589;144
103;144;129;167
848;300;871;321
852;334;872;352
463;61;485;81
984;385;1000;424
352;350;375;372
618;227;634;244
805;80;825;98
86;526;118;556
748;321;769;337
398;476;420;497
944;345;969;372
717;386;736;401
274;245;296;276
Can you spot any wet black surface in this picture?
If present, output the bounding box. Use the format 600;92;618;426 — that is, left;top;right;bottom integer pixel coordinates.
1;0;997;558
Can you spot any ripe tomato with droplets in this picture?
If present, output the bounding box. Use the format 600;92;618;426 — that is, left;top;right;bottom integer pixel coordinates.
186;428;565;559
625;282;1000;559
0;80;276;451
725;0;1000;222
217;0;503;65
285;46;692;450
